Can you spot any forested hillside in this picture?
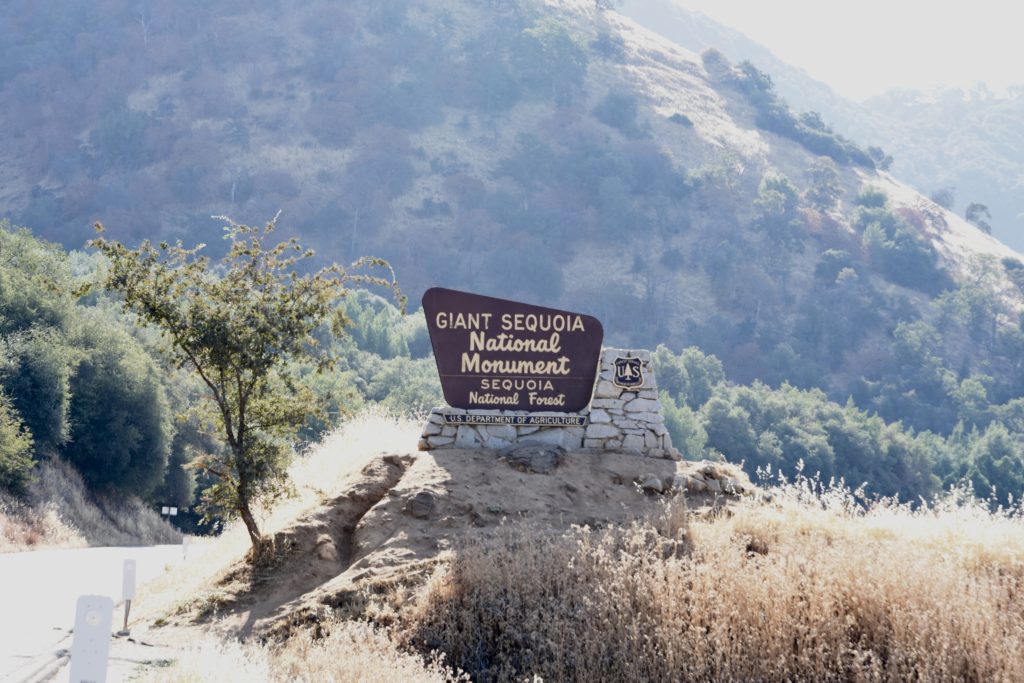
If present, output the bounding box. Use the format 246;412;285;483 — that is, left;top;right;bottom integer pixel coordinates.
2;0;1024;508
620;0;1024;252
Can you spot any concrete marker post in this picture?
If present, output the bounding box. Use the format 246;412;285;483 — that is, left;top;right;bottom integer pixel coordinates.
69;595;114;683
118;559;136;636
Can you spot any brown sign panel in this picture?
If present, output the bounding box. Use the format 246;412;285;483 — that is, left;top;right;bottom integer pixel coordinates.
422;287;604;412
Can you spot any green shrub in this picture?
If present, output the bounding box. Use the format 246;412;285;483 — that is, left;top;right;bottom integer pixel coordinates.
668;112;694;127
0;389;34;493
62;316;172;497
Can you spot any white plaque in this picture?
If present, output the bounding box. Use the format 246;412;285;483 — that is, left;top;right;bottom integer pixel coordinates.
160;506;169;515
69;595;113;683
122;559;136;601
169;507;178;516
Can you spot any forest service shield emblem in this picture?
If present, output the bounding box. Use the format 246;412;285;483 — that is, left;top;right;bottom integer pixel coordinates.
612;356;644;389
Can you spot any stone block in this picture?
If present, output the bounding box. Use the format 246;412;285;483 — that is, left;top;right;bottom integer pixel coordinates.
622;434;645;451
645;431;660;449
585;423;620;439
590;398;622;409
630;411;663;424
607;439;622;449
640;474;663;493
523;428;583;450
564;426;585;442
455;426;480;448
423;422;442;436
584;438;605;448
624;398;661;413
484;424;517;442
593;379;621;398
589;408;612;423
428;435;455;448
405;490;436;519
442;425;457;437
481;436;511;449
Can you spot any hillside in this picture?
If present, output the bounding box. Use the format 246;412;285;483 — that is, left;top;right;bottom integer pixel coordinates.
113;415;1024;681
2;0;1024;518
620;0;1024;252
3;0;1024;439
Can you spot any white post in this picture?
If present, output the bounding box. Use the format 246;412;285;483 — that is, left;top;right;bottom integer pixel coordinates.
69;595;113;683
119;559;136;635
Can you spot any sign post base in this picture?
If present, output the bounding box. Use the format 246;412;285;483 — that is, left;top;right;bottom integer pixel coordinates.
419;347;682;460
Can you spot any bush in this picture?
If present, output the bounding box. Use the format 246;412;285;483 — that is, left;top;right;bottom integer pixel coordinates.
62;317;172;497
3;328;72;454
668;112;694;127
727;60;875;168
593;91;646;138
660;391;707;458
0;390;34;493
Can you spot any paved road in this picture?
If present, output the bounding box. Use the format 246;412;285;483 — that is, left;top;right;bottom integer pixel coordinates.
0;543;201;682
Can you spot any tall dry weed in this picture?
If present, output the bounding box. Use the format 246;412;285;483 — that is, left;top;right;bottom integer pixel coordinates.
405;481;1024;682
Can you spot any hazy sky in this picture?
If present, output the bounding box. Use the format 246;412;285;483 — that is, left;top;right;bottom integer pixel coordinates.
678;0;1019;101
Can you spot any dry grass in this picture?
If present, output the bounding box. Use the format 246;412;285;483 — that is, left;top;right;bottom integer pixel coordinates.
0;494;82;552
403;479;1024;682
139;620;463;683
0;457;180;552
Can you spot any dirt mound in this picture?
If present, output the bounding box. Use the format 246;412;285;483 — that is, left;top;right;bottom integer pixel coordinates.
184;448;752;638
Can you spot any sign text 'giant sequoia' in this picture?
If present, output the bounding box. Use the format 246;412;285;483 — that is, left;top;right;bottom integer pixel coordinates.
422;288;603;412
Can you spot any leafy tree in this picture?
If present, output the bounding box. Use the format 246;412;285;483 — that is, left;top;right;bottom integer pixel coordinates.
660;391;707;459
930;187;955;210
90;216;404;553
62;316;172;496
651;345;724;410
804;157;842;211
753;174;805;272
517;19;588;105
0;388;34;493
964;422;1024;507
854;186;888;209
867;146;893;171
3;329;73;454
593;91;644;138
965;202;992;234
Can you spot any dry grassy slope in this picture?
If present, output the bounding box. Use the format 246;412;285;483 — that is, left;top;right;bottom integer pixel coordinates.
169;444;749;640
0;457;180;551
583;5;1020;276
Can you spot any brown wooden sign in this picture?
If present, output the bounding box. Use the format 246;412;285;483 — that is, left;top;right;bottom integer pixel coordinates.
422;287;604;412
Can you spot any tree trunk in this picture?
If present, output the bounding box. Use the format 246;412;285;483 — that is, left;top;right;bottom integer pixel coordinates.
239;498;262;552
